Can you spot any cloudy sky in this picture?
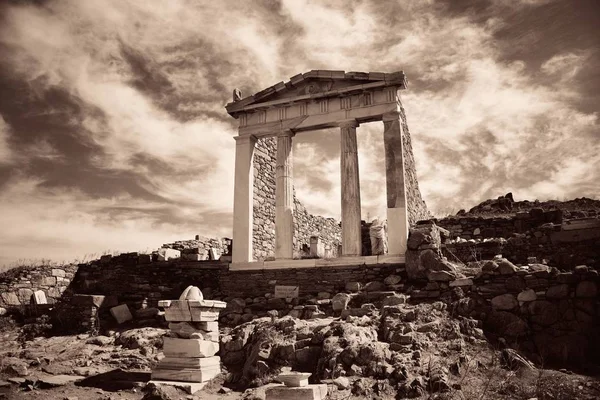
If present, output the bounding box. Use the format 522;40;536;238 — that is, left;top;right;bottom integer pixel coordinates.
0;0;598;266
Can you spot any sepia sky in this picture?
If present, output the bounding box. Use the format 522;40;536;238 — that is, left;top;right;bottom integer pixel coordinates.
0;0;598;265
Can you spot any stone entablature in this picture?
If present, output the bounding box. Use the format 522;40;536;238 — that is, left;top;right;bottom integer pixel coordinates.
226;70;407;135
226;70;415;263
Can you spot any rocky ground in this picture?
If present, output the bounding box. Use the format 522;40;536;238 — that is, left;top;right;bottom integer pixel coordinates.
1;298;599;400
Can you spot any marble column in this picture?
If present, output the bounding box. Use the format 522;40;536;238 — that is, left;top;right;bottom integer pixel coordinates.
232;134;257;263
275;130;294;259
340;119;362;256
383;111;408;255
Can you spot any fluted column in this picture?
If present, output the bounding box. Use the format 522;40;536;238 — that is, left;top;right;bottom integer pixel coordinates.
340;119;362;256
232;134;257;263
383;111;408;255
275;130;294;259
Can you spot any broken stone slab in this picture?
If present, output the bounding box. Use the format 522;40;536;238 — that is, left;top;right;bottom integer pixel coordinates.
163;337;219;358
151;366;220;383
265;384;328;400
36;374;85;388
110;304;133;324
157;356;220;370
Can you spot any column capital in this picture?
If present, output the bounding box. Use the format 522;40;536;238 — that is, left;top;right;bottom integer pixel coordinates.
277;129;295;138
338;119;359;128
234;134;257;144
382;110;402;122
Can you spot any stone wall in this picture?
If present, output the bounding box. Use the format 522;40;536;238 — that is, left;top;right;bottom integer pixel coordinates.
405;222;600;366
398;96;430;225
253;137;341;260
432;211;600;270
434;208;564;240
0;264;77;309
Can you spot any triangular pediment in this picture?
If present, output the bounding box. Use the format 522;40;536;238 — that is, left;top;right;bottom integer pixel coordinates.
226;70;406;117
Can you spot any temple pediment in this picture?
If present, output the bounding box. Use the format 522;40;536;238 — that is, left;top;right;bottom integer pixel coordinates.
226;70;407;118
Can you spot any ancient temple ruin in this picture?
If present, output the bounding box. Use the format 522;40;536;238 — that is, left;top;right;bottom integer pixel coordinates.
226;70;428;264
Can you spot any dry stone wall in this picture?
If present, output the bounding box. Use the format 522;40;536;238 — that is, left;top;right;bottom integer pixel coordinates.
405;223;600;366
253;137;341;260
0;264;77;309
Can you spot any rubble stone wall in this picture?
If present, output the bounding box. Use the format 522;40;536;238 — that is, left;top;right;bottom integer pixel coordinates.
0;264;77;309
434;209;564;240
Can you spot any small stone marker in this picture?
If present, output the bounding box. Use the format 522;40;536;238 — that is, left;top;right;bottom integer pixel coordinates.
32;290;47;305
110;304;133;324
274;285;299;299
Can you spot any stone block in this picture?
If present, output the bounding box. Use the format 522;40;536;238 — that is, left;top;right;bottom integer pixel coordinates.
449;278;473;287
1;292;21;306
32;290;47;304
151;366;220;383
157;356;220;369
265;384;328;400
575;281;597;298
41;276;56;286
17;289;33;304
274;286;299;299
491;294;518;311
546;284;570;299
110;304;133;324
517;289;537;302
51;269;66;278
157;248;181;261
147;380;207;395
163;337;219;358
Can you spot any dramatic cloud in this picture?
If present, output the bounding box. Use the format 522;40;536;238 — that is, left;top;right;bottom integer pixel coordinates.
0;0;598;265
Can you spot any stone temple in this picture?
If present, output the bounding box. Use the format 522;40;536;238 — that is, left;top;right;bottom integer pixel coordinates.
225;70;429;264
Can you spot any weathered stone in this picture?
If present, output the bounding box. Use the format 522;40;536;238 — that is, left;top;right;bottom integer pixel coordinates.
575;281;597;298
265;384;328;400
345;282;361;292
449;278;473;287
517;289;537;302
498;259;518;275
427;271;455;282
491;294;518;310
485;310;528;337
505;276;526;291
546;284;570;299
481;260;498;273
51;269;66;278
381;294;407;307
529;301;559;326
384;275;402;286
331;293;351;312
157;248;181;261
364;281;385;291
1;292;20;305
163;337;219;358
333;376;350;390
529;264;550;272
110;304;133;324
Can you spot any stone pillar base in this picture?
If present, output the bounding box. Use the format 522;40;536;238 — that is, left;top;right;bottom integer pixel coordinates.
266;384;329;400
